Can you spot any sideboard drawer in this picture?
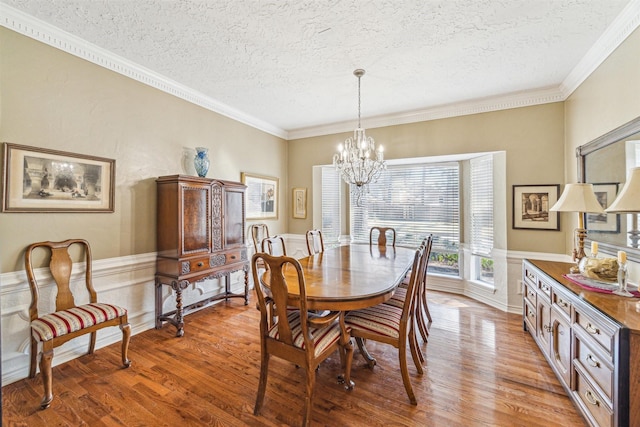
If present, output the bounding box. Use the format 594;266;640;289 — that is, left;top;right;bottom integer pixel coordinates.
552;290;572;319
524;263;537;286
524;300;536;335
574;370;614;427
524;282;537;306
538;277;552;300
575;334;614;401
574;307;616;358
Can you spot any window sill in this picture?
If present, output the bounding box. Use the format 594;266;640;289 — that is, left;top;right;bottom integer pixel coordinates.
468;279;496;294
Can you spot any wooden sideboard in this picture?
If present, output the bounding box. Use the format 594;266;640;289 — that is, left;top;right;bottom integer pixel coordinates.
155;175;249;337
523;259;640;427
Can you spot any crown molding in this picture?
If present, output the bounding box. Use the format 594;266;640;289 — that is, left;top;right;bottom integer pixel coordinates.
287;86;564;140
0;4;288;140
560;0;640;98
2;2;638;142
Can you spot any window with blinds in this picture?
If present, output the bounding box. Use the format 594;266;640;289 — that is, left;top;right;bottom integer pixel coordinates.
349;162;460;276
470;155;494;283
320;166;341;246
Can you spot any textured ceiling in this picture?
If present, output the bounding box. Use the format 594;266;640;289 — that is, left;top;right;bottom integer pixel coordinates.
0;0;634;135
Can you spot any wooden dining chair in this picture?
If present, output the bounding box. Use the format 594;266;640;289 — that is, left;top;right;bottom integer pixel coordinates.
386;235;433;363
251;252;354;426
345;245;427;405
369;226;396;247
250;223;270;255
261;235;286;256
305;229;325;255
25;239;131;409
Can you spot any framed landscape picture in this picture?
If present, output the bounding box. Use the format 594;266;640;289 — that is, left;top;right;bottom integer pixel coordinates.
512;184;560;230
241;172;279;220
2;143;115;213
586;182;619;233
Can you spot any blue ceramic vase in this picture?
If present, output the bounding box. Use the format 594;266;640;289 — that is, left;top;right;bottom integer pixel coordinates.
194;147;210;177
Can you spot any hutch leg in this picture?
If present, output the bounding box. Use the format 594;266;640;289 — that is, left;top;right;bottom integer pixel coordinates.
243;268;249;305
171;281;186;337
155;279;164;329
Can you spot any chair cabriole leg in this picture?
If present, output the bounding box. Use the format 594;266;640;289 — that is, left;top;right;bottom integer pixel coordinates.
254;351;269;415
121;321;132;367
39;343;54;409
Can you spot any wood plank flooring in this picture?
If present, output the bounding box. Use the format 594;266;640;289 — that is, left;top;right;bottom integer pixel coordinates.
2;290;586;426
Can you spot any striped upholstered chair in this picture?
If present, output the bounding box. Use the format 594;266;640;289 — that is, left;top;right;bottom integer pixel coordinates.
251;252;354;426
25;239;131;409
345;244;427;405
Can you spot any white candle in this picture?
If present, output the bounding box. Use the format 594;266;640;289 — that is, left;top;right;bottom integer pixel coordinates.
591;242;598;256
618;250;627;264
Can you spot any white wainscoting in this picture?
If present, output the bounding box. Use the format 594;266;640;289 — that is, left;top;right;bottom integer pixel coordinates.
0;234;568;386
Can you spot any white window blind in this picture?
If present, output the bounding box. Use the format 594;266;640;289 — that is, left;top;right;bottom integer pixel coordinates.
470;155;494;256
349;162;460;253
321;166;341;245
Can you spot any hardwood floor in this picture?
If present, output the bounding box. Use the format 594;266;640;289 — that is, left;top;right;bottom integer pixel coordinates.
2;290;586;426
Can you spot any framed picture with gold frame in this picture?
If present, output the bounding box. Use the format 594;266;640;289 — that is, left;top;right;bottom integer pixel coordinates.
2;142;115;213
292;187;307;219
241;172;278;220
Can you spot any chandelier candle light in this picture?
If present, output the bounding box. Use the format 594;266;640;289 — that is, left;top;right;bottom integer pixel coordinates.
333;69;386;206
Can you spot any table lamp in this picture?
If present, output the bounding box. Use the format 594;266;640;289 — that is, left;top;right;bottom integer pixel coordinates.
550;183;605;272
605;167;640;248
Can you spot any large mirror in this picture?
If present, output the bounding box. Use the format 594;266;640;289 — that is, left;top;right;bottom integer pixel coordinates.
578;116;640;261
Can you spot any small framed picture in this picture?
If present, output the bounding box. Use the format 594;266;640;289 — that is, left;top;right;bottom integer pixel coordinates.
2;143;115;213
587;183;619;233
513;184;560;230
241;172;278;220
292;187;307;219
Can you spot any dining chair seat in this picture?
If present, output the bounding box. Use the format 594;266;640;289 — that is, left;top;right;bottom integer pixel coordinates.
344;303;403;339
31;303;127;342
268;310;346;357
385;287;407;309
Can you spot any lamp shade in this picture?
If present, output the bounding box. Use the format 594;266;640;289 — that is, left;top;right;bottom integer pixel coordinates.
605;167;640;213
549;183;605;213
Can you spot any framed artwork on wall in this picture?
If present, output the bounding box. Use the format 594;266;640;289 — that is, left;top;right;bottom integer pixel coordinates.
2;142;115;213
241;172;279;220
512;184;560;230
586;182;620;233
292;187;307;219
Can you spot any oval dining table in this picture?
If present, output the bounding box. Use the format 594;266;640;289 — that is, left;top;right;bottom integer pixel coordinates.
260;243;416;381
262;243;415;311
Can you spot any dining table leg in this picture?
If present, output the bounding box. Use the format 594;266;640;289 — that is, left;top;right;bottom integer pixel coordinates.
355;337;377;369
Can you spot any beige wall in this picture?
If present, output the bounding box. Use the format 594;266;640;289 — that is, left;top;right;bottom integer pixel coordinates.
564;27;640;248
0;28;288;273
4;24;640;274
288;103;566;253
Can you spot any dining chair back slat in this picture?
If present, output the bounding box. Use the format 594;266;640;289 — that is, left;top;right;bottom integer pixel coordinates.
369;227;396;247
306;229;325;255
261;235;286;256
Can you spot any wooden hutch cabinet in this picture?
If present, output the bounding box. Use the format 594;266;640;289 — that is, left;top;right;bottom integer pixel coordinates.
155;175;249;337
523;259;640;427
